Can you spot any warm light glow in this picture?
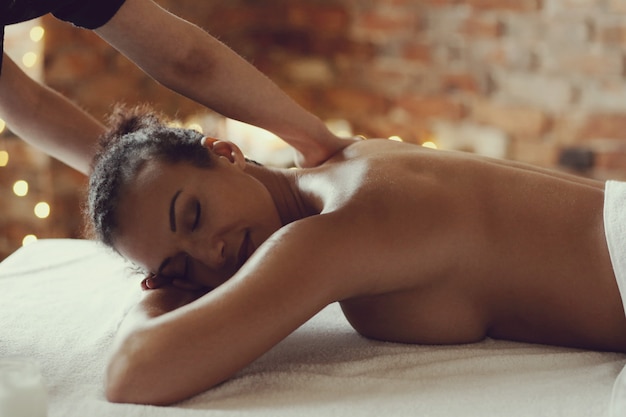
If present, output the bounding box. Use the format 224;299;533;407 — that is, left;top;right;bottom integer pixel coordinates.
0;151;8;167
22;52;38;68
187;123;204;133
325;119;353;138
422;141;438;149
34;202;50;219
29;26;45;42
22;235;38;246
388;136;403;142
13;180;29;197
0;118;5;133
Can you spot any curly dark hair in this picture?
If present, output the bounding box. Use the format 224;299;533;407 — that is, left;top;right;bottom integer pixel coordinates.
86;104;211;248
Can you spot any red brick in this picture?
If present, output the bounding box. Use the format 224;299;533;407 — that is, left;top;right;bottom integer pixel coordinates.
600;25;626;46
595;150;626;171
580;114;626;141
326;88;390;116
550;115;587;146
421;0;462;5
402;42;433;64
329;39;377;60
461;16;504;38
471;99;550;138
398;96;466;120
481;43;537;71
361;62;416;96
442;72;483;94
287;5;350;34
356;10;421;37
465;0;542;12
207;4;284;31
45;49;107;82
510;140;560;168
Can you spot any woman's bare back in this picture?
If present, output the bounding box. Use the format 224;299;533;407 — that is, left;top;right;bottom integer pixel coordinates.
103;137;626;406
309;139;626;352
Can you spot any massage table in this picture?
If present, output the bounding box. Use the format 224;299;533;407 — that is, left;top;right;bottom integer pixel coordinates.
1;238;625;416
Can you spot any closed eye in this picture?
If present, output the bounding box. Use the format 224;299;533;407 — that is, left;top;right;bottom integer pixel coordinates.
192;201;201;231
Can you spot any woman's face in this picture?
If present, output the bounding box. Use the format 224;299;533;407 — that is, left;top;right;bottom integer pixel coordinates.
113;150;282;289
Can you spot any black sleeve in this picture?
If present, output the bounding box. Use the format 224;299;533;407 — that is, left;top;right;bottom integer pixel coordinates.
52;0;127;30
1;0;127;75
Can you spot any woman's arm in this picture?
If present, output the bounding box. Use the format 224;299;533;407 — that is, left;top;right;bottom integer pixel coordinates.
96;0;348;167
104;220;350;405
0;53;105;174
111;284;206;342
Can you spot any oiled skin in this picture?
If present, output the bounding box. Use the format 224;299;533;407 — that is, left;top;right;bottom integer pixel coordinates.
108;139;626;405
332;141;624;352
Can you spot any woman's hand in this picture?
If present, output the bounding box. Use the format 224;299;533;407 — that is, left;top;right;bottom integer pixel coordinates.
141;273;206;291
136;277;209;320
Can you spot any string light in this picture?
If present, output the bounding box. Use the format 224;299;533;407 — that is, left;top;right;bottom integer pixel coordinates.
29;26;44;42
5;19;44;78
2;20;48;257
22;52;38;68
422;141;438;149
0;117;7;168
388;135;403;142
13;180;29;197
34;202;50;219
22;235;38;246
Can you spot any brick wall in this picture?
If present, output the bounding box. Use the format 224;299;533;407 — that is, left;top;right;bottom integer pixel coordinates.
235;1;625;177
155;0;626;178
3;0;626;258
44;0;626;179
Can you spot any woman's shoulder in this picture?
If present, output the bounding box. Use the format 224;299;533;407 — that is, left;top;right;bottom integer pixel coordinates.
326;138;422;164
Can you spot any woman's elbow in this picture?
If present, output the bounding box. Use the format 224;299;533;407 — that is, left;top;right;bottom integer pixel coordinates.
104;361;178;406
104;335;175;406
104;354;137;404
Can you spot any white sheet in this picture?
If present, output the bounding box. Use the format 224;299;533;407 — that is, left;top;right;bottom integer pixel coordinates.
1;239;625;416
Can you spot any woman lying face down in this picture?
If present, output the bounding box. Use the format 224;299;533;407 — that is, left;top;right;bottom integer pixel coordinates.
87;105;626;406
89;108;283;290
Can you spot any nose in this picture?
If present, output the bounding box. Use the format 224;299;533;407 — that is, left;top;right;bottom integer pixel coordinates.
182;235;226;271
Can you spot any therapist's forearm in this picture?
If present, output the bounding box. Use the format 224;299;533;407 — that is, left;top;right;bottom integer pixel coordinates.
97;0;342;167
163;38;339;166
0;54;105;174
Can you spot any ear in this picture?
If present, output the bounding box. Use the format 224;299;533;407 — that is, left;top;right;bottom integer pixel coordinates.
200;137;246;169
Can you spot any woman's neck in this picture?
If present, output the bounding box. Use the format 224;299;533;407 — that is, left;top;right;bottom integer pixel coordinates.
244;164;321;226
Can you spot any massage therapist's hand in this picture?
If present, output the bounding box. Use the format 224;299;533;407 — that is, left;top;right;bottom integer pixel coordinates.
294;134;364;168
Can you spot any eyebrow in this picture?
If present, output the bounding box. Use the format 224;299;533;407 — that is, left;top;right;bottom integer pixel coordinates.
170;189;183;232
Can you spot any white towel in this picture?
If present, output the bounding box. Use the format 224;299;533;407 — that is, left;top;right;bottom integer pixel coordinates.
1;239;625;417
604;180;626;417
604;180;626;318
